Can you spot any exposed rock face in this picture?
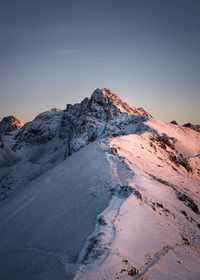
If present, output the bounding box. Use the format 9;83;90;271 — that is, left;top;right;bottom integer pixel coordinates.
183;123;200;133
13;88;152;154
137;107;152;118
13;111;63;148
1;85;200;254
0;88;153;198
0;116;23;134
170;120;178;125
62;88;151;155
65;88;151;118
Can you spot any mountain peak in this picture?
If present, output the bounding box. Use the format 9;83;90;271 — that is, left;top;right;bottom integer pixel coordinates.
65;88;152;120
90;88;140;116
12;88;152;154
0;115;24;134
91;88;152;118
91;88;118;103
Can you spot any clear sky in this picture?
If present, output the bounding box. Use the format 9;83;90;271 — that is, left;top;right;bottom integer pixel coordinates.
0;0;200;124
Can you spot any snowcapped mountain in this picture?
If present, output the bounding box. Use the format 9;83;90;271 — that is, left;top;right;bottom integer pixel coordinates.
0;88;150;196
0;88;200;280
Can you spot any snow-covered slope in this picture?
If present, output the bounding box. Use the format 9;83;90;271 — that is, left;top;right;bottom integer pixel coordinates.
0;88;199;280
183;122;200;133
0;88;149;198
74;119;200;280
0;142;113;279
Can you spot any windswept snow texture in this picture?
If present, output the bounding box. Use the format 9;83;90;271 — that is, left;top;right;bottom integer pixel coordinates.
0;88;200;280
74;119;200;280
0;143;112;279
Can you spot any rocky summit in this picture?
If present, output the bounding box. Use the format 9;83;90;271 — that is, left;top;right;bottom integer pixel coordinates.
0;88;200;280
0;115;23;134
12;88;151;153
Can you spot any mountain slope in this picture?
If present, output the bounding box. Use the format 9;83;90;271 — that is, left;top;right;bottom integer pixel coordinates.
0;88;199;280
0;142;113;279
0;88;149;199
75;119;200;280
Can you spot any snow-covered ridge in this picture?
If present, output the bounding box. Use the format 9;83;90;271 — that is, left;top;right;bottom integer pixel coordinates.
183;123;200;133
171;120;200;133
11;88;151;153
0;88;199;201
74;123;200;280
65;88;152;118
0;88;200;279
0;88;151;199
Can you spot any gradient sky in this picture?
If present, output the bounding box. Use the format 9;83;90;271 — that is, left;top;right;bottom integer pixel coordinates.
0;0;200;124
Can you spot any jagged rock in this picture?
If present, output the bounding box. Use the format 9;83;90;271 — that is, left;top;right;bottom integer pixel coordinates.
0;87;200;280
0;116;23;134
170;120;178;125
65;89;151;118
177;192;199;214
151;132;176;150
12;110;64;149
183;123;200;133
0;88;153;196
12;88;152;154
137;107;152;118
62;88;151;154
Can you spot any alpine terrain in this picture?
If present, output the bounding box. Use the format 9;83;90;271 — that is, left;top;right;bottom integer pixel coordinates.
0;88;200;280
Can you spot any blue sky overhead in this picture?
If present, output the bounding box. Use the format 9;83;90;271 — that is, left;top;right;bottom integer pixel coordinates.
0;0;200;124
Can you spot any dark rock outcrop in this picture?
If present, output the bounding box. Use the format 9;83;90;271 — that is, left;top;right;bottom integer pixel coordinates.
170;120;178;125
0;116;23;134
183;123;200;133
